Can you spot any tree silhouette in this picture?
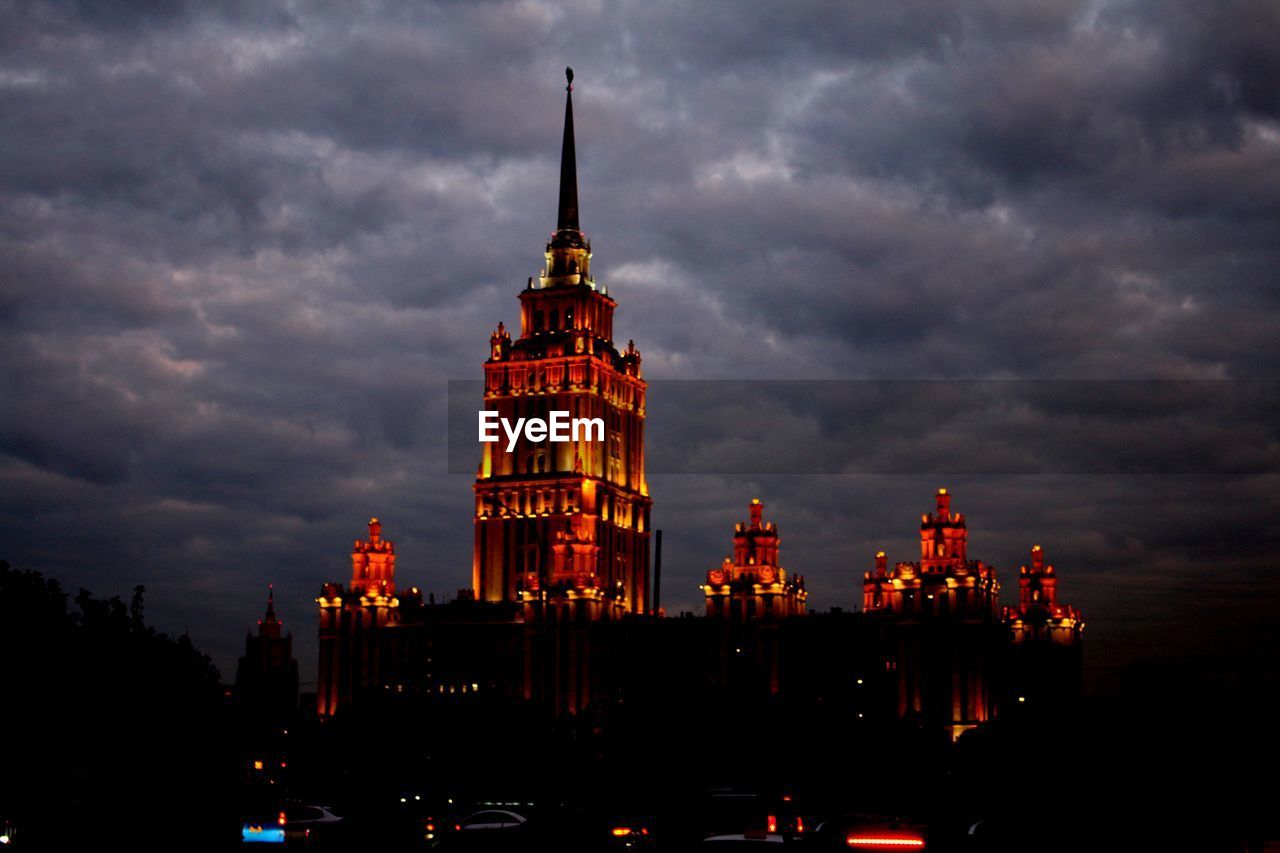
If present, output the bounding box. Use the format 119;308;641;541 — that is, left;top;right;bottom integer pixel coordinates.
0;561;234;846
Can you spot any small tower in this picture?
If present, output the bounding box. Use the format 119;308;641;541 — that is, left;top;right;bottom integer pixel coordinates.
1002;545;1085;708
920;487;968;569
317;518;404;718
702;498;807;621
1004;544;1084;644
862;488;1002;741
235;586;299;725
864;488;999;618
350;517;397;599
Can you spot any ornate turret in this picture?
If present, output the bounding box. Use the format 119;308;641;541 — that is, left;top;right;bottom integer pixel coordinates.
864;488;999;617
350;517;396;599
317;518;404;717
921;487;968;568
703;498;806;620
1004;545;1084;645
489;321;511;362
862;488;1002;741
1002;545;1085;711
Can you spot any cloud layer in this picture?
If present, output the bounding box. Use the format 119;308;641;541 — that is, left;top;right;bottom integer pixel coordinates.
2;0;1278;687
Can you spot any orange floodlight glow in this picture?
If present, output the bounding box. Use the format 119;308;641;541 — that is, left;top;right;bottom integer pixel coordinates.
612;827;632;836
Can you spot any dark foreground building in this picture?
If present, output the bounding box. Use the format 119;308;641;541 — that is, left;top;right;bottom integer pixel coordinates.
314;70;1084;746
235;586;299;726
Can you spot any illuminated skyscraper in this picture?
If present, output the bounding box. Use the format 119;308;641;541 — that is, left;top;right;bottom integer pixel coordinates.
473;68;651;619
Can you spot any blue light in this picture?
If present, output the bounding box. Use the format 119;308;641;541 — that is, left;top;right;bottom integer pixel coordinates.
241;824;286;844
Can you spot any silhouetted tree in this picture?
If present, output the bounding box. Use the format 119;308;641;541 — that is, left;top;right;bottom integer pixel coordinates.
0;561;236;847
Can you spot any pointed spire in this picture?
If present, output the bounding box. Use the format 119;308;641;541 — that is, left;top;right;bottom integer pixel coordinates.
258;584;282;639
556;66;579;233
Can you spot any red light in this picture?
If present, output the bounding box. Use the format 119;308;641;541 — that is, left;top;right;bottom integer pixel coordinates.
426;823;435;832
782;795;793;803
846;836;924;849
767;815;778;833
797;817;806;833
278;811;287;827
454;824;461;832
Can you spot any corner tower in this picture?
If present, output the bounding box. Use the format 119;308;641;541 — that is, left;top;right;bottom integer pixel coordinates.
235;586;300;724
473;69;651;618
316;518;404;717
1002;545;1085;708
702;498;806;620
863;488;1002;741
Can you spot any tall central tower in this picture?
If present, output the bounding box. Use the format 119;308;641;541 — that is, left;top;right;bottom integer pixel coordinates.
473;69;651;618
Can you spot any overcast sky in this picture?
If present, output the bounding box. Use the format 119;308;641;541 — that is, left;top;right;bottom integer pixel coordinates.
2;0;1278;691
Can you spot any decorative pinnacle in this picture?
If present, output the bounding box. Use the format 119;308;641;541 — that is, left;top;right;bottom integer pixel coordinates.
556;67;580;232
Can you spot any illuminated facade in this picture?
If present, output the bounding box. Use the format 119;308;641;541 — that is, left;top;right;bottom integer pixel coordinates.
1003;545;1085;707
473;68;650;619
864;489;1004;740
1004;544;1084;644
703;498;806;620
863;489;1001;617
311;73;1085;740
316;518;421;717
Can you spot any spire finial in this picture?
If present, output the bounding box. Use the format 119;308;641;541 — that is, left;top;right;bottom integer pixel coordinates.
556;68;580;233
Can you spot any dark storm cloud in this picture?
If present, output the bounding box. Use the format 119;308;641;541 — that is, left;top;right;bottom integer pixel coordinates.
2;0;1278;684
